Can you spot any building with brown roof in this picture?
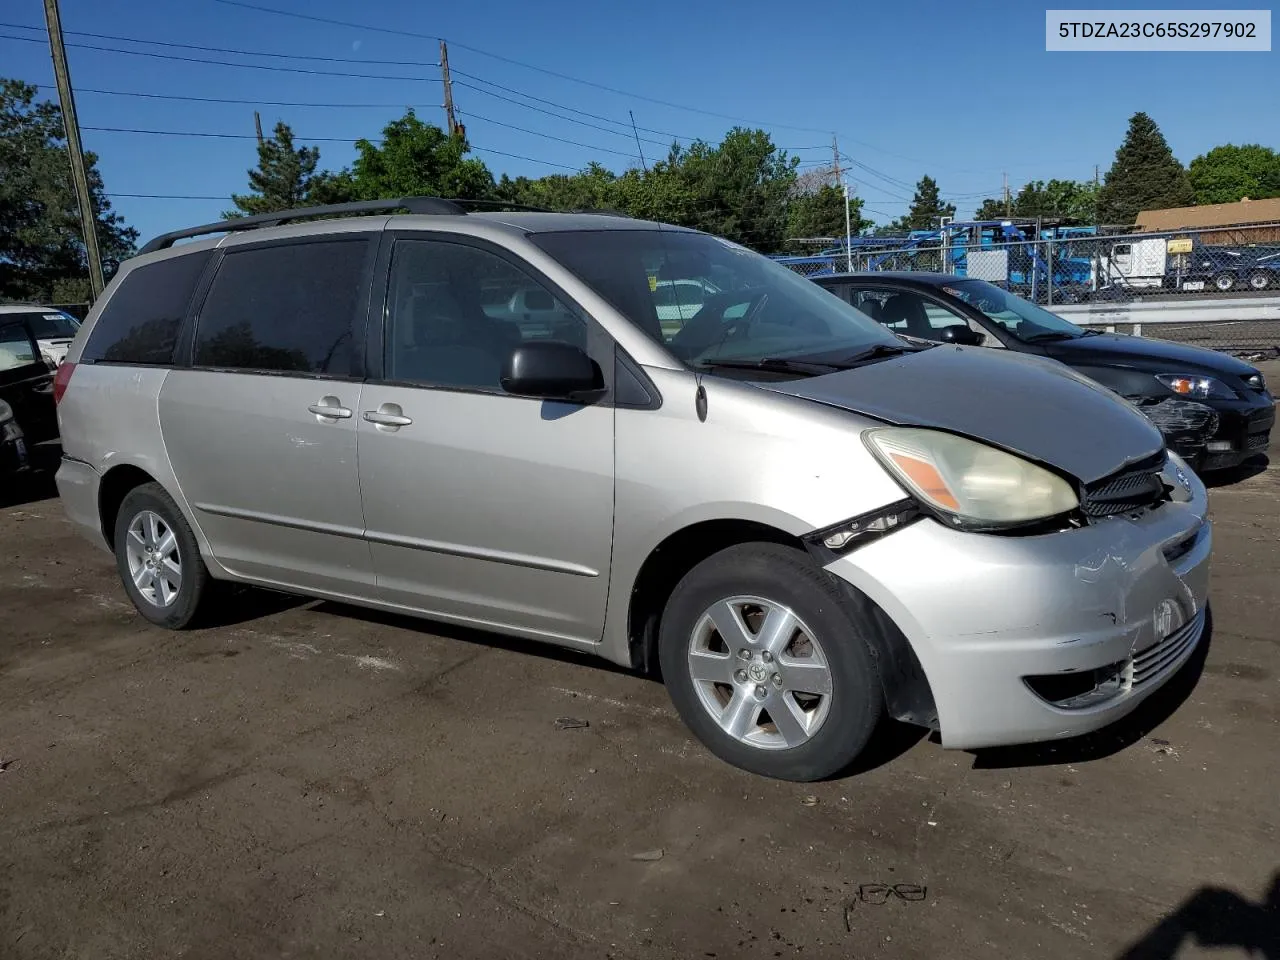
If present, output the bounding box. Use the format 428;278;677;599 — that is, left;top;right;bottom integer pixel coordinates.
1136;197;1280;245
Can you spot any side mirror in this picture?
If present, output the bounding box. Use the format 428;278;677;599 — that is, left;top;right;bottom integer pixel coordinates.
938;325;984;346
500;341;605;402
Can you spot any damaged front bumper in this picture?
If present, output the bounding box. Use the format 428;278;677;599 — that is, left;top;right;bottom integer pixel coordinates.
1129;394;1274;471
824;456;1212;750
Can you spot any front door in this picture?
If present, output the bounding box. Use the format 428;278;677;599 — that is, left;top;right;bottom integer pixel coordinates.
356;236;615;645
159;235;378;597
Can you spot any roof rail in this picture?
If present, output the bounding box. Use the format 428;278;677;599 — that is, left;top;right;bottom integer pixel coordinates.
136;196;466;255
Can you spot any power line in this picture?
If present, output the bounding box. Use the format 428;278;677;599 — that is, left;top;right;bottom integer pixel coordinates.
212;0;836;134
108;192;228;200
0;31;441;82
0;20;439;66
459;111;637;158
81;124;580;169
42;85;434;109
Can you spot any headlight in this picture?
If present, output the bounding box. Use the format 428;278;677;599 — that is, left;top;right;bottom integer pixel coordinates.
1155;374;1235;400
864;427;1079;526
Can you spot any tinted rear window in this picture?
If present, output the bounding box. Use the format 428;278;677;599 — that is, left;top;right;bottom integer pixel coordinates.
193;239;368;377
82;250;213;365
4;310;80;340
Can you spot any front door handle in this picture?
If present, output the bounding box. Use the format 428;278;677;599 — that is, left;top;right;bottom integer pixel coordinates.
308;396;352;421
363;402;413;430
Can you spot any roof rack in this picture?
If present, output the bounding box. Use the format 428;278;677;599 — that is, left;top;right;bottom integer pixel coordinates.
136;195;637;255
137;196;466;254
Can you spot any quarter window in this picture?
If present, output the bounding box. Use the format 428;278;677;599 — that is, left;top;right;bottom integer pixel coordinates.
194;239;369;376
385;240;586;390
82;250;213;365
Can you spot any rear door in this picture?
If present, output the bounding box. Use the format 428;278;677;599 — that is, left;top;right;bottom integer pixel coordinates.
355;233;616;645
0;320;55;444
159;233;378;598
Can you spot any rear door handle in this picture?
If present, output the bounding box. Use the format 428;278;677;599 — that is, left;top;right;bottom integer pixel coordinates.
308;396;352;421
363;403;413;430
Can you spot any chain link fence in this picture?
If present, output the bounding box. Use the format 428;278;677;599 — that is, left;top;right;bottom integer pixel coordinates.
777;221;1280;356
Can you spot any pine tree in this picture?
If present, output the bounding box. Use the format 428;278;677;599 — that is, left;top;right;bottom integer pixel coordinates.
226;122;320;217
1096;112;1194;225
896;176;956;231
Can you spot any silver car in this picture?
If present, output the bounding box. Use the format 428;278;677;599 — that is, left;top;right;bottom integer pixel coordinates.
54;198;1211;781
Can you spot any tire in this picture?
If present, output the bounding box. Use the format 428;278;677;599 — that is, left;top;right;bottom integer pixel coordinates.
113;482;212;629
1213;272;1236;293
1248;271;1271;291
658;543;884;781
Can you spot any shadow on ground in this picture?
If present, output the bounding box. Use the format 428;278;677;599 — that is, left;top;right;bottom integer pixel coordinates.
309;599;655;682
1115;870;1280;959
968;607;1212;770
1202;454;1269;488
0;444;61;508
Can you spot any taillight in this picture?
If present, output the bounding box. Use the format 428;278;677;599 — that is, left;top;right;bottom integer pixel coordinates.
53;361;76;405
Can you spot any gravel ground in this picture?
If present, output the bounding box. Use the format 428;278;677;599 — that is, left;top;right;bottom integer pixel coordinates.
1;431;1277;960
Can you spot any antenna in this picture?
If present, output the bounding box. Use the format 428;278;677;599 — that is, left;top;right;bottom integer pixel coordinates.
629;110;649;172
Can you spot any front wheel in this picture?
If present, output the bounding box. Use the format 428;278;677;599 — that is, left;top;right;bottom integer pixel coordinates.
1213;272;1236;293
658;543;884;781
113;482;212;629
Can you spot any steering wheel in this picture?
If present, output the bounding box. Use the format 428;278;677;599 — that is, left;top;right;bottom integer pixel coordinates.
668;287;770;360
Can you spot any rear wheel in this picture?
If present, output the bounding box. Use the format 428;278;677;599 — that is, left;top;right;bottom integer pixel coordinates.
113;482;211;629
1248;271;1272;291
658;543;884;781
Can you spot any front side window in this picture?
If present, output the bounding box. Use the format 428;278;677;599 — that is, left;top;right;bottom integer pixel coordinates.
194;239;369;376
82;250;213;365
530;229;896;368
385;239;586;390
942;279;1084;342
0;322;37;373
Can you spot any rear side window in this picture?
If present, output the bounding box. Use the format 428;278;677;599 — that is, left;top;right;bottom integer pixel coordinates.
193;239;368;377
82;250;213;365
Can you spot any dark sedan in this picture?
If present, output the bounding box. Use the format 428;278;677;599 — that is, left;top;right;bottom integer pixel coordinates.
813;272;1274;472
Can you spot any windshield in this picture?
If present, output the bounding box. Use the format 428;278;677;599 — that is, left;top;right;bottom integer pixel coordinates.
940;280;1084;340
11;310;81;340
529;229;900;367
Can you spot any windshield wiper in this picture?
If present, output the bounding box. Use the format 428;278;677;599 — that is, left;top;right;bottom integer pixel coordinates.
1023;331;1079;342
840;343;914;363
695;357;842;377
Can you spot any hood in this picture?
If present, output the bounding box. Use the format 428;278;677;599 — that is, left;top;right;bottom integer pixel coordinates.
1042;331;1259;376
763;345;1164;485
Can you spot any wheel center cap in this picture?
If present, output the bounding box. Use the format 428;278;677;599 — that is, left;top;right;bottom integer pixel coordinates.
747;662;769;683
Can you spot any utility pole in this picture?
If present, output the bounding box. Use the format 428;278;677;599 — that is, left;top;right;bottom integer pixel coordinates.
1094;164;1100;187
440;40;463;138
254;110;264;147
1003;172;1010;218
42;0;103;301
831;133;842;187
843;182;853;273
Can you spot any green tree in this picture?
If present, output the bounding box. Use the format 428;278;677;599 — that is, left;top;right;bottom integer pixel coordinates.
0;78;137;302
1188;144;1280;205
973;179;1099;222
226;122;320;217
894;175;956;231
496;162;619;211
1096;112;1194;224
344;110;494;200
786;183;870;240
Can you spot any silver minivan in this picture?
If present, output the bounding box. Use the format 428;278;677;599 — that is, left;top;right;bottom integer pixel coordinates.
54;198;1211;781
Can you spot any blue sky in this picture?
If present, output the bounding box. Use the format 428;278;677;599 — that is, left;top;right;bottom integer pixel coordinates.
2;0;1276;244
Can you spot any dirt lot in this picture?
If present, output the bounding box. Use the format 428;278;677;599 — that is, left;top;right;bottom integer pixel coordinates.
2;440;1278;959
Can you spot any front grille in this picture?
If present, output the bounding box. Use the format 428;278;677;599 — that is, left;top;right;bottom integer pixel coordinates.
1132;609;1205;688
1080;454;1167;518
